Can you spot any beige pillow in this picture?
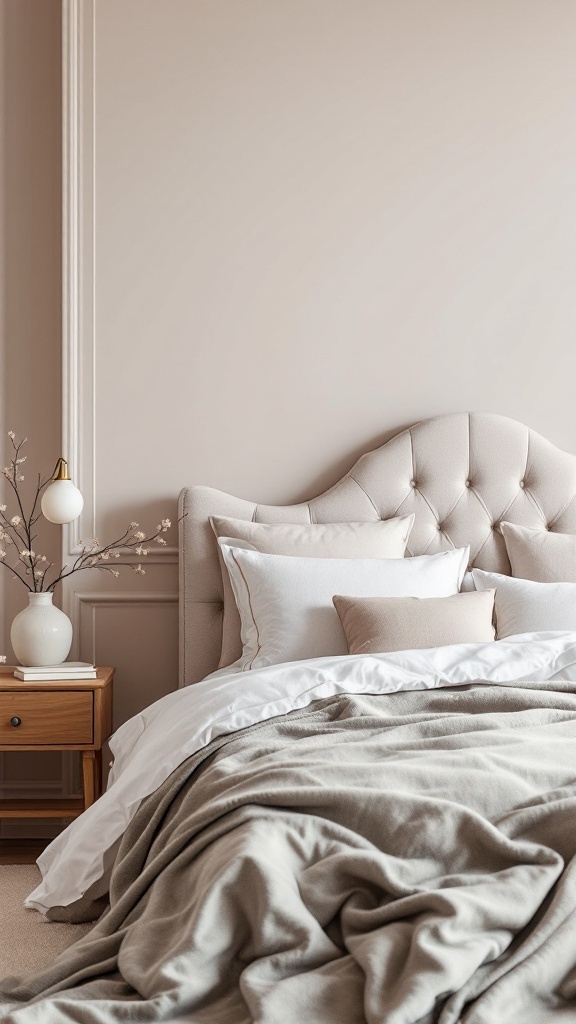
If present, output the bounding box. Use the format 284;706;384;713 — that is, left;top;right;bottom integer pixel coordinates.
333;590;496;655
211;514;415;667
500;521;576;583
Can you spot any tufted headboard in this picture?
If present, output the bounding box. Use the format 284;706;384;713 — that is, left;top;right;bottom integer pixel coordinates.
178;412;576;685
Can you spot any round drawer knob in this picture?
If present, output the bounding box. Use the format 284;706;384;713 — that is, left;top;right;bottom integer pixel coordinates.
10;716;22;727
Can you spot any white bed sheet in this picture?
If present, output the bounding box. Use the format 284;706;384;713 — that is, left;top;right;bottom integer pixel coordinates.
26;632;576;914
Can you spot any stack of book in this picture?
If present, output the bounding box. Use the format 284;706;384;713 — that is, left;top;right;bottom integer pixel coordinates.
14;662;97;682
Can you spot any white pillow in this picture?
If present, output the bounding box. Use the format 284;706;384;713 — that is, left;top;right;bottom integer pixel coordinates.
472;568;576;638
211;515;415;668
220;542;469;670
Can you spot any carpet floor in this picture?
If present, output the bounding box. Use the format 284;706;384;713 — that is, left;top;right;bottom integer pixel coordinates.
0;865;91;981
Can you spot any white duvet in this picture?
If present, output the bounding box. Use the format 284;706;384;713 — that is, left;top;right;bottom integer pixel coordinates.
27;632;576;914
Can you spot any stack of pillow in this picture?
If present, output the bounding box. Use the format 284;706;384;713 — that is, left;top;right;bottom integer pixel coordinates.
212;512;576;669
211;515;576;671
210;514;419;669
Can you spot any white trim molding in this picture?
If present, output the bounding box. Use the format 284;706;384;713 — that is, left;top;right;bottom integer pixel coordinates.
62;0;95;558
61;0;177;563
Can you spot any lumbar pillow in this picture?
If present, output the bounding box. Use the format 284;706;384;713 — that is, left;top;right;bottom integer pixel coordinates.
333;590;496;655
219;541;469;670
500;521;576;583
472;568;576;637
211;514;415;668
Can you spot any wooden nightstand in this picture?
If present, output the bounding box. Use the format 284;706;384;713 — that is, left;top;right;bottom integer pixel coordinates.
0;667;114;821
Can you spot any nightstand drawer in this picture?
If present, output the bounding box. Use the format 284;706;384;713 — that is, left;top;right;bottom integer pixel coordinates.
0;691;93;745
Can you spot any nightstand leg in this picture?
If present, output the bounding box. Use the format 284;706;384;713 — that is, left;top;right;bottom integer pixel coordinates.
82;751;96;810
94;748;103;799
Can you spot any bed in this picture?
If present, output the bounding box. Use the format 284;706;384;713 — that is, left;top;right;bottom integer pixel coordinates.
2;410;576;1023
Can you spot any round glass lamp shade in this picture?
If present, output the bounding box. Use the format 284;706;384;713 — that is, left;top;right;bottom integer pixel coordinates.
41;479;84;524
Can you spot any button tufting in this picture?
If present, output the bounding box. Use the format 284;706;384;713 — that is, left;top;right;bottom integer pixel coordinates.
519;480;525;488
465;480;471;488
410;480;416;488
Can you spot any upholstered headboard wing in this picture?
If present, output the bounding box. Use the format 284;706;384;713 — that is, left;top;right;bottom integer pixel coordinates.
179;412;576;685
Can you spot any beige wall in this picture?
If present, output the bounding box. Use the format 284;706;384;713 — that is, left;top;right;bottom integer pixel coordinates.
64;0;576;718
65;0;573;720
92;0;576;511
4;2;576;799
0;0;63;823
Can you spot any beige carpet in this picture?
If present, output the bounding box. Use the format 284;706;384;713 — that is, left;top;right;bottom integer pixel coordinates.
0;865;91;981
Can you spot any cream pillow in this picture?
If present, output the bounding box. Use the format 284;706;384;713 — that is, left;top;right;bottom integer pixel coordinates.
500;522;576;583
472;568;576;638
333;591;496;655
219;541;469;670
211;514;415;667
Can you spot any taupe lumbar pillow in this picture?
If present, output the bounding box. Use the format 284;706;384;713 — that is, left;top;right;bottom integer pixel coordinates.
500;521;576;583
333;590;496;655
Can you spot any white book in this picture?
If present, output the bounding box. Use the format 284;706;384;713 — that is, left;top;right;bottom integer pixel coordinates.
14;669;98;681
16;661;95;675
14;662;97;681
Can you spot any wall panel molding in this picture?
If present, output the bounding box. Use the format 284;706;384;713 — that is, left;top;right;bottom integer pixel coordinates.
74;590;178;664
61;0;177;571
62;0;95;559
75;591;179;735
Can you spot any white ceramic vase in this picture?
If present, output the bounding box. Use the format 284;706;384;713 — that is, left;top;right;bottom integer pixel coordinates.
10;592;73;667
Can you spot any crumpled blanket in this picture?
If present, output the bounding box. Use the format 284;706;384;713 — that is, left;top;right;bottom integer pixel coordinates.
2;680;576;1023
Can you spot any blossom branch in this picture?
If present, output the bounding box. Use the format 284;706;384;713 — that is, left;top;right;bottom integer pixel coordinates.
3;430;175;594
46;520;172;590
0;552;32;590
3;435;40;590
28;471;52;535
0;508;29;549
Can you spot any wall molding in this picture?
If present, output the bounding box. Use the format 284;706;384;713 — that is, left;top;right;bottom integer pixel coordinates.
73;591;178;664
62;0;94;558
61;0;177;567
